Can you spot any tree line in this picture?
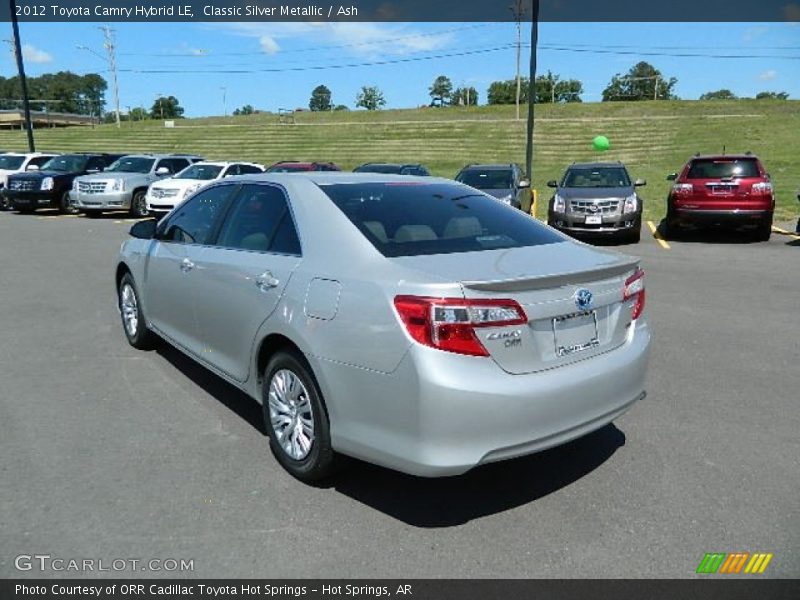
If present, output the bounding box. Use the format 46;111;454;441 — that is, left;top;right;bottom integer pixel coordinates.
0;72;106;115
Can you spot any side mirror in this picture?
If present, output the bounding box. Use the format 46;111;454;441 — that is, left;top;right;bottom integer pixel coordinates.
155;167;171;176
634;178;647;187
26;164;40;171
518;179;530;189
129;219;157;240
546;180;558;188
666;173;677;181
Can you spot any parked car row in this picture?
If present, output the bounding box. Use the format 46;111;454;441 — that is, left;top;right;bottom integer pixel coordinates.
0;150;782;242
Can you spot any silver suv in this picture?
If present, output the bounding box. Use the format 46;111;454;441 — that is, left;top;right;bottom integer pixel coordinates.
72;154;202;217
547;162;646;244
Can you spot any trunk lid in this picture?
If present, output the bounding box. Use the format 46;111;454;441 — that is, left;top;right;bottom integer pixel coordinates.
392;242;640;374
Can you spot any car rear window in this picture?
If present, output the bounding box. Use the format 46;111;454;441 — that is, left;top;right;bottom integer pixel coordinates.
687;159;760;179
319;182;563;258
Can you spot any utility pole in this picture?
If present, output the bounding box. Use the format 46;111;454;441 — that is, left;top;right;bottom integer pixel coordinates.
654;75;659;101
220;86;227;117
9;0;35;151
524;0;540;183
100;26;121;128
510;0;526;121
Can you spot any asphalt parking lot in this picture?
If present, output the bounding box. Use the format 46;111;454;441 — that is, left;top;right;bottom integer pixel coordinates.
1;209;798;579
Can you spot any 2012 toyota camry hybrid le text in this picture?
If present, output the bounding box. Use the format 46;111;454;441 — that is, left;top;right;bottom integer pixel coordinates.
115;173;651;481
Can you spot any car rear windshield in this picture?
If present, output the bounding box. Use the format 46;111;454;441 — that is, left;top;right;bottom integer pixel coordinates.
320;182;563;258
686;159;760;179
562;167;631;188
40;155;89;173
0;155;26;170
178;164;223;180
457;169;513;190
106;157;155;174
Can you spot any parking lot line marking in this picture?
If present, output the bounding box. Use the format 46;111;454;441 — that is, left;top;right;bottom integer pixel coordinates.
647;221;671;250
772;226;800;241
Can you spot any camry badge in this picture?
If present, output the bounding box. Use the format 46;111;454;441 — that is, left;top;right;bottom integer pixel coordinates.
574;289;593;312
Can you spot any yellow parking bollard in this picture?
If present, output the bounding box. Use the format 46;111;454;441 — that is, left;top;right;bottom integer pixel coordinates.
529;189;538;219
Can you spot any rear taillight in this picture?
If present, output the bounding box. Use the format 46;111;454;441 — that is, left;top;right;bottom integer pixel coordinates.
672;183;693;196
393;296;527;357
751;182;773;195
624;269;646;321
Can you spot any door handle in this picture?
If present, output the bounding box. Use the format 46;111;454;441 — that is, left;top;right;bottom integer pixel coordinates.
180;258;195;273
255;271;279;292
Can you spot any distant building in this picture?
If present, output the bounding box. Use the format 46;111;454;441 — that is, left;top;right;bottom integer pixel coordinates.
0;109;97;129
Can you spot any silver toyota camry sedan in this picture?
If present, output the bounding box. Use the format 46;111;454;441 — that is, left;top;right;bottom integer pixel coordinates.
116;173;651;481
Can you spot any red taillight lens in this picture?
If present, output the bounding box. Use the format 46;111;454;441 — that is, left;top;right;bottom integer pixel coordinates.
393;296;527;357
624;269;646;320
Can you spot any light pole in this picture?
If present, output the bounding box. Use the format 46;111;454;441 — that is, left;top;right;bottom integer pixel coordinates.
76;38;121;128
9;0;35;151
524;0;540;184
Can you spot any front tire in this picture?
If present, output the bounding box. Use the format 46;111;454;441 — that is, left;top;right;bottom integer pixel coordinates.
59;191;78;215
118;273;157;350
130;190;148;218
263;350;337;482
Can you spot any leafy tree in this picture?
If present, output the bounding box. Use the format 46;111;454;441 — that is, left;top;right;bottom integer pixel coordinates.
487;78;528;105
150;95;184;119
233;104;255;115
699;89;738;100
0;72;106;115
602;62;677;101
755;91;789;100
355;86;386;111
333;104;349;111
452;86;478;106
309;85;332;111
429;75;453;106
535;71;583;103
128;107;149;121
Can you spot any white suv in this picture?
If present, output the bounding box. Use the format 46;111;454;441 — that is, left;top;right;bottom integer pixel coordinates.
146;161;264;216
0;152;58;209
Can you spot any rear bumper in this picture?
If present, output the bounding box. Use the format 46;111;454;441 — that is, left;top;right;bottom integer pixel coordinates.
673;208;771;226
325;319;651;477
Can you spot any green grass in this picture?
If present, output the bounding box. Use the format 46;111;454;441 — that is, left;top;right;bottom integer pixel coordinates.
1;99;797;222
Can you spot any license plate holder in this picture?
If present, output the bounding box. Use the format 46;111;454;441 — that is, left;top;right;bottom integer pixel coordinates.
553;311;600;357
585;215;602;225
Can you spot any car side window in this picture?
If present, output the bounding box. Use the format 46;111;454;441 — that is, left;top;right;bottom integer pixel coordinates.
224;165;240;177
158;185;237;245
216;184;301;255
238;164;263;175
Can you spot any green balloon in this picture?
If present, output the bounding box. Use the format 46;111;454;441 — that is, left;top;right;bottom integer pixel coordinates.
592;135;610;151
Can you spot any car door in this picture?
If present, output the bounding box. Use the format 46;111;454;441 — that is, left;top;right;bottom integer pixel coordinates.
190;183;303;382
144;184;238;353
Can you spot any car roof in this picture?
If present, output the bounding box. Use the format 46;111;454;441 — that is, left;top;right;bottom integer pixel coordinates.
219;172;452;186
356;162;424;168
460;163;517;170
191;160;259;167
689;154;759;160
566;162;627;169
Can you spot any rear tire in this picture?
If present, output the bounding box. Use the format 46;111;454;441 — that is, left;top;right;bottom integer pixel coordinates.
118;273;157;350
130;190;148;218
754;217;772;242
263;350;338;482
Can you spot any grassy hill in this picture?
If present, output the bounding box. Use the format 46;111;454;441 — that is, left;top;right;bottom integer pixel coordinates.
0;99;797;221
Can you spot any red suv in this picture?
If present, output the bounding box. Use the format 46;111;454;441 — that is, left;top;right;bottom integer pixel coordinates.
665;153;774;241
